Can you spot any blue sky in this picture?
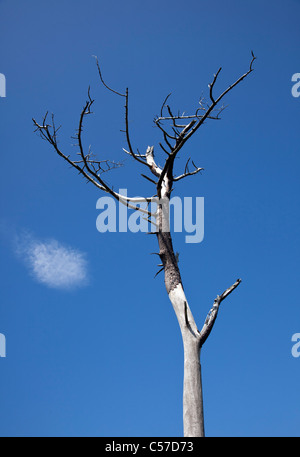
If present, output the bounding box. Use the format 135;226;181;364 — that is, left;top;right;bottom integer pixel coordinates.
0;0;299;437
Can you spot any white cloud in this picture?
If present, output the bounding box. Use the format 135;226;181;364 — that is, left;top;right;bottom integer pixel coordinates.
15;232;88;290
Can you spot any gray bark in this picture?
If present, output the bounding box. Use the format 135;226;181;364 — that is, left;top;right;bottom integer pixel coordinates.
156;190;241;436
156;188;205;437
183;339;204;437
168;283;204;437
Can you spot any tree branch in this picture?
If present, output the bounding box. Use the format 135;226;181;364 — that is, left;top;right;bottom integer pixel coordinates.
33;104;154;216
93;55;125;97
145;146;162;177
33;53;256;223
173;167;204;182
199;279;242;347
154;52;256;198
94;56;153;172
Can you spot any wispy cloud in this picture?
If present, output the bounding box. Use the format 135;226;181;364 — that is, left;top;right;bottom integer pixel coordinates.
14;231;88;290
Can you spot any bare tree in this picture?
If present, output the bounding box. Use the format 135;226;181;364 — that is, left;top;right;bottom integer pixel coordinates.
33;52;255;437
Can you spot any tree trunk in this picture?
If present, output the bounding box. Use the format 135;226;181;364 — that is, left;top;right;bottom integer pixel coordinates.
156;194;205;437
168;283;205;437
183;335;204;437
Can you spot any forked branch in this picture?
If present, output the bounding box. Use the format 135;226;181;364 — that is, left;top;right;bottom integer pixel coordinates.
154;52;256;197
199;279;242;347
33;53;255;223
32;93;154;216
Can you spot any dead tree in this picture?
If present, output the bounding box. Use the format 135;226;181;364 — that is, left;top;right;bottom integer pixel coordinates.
33;52;255;437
